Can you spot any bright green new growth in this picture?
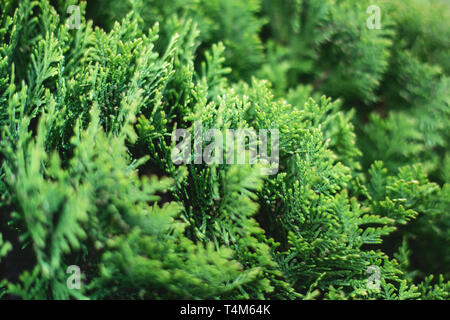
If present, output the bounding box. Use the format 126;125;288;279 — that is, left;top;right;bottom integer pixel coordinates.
0;0;448;299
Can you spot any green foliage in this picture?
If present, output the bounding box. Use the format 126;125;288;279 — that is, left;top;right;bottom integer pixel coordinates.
0;233;12;298
84;0;265;82
0;0;448;300
260;0;393;104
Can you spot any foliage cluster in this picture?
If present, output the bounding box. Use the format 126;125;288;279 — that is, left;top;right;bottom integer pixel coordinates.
0;0;448;299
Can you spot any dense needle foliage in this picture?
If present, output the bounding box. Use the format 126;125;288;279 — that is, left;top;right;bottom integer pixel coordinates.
0;0;448;299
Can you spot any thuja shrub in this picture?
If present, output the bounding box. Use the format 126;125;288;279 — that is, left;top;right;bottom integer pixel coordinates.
0;0;448;300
